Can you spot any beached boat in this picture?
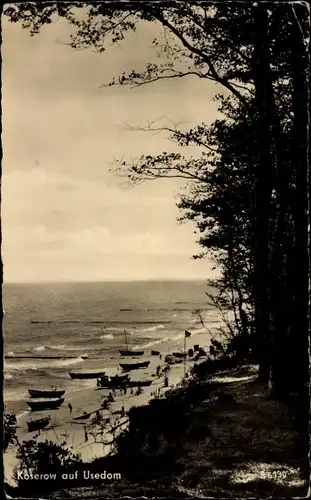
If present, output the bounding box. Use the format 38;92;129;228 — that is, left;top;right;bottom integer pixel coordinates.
27;398;64;411
119;330;144;356
27;416;51;432
151;350;160;356
28;389;65;398
97;373;129;388
128;379;153;387
172;351;187;358
69;371;106;379
120;360;150;371
119;349;145;356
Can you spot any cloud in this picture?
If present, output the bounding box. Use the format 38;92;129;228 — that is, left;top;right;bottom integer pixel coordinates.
1;16;220;282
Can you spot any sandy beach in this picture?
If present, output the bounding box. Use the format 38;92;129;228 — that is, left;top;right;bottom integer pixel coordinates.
4;331;212;486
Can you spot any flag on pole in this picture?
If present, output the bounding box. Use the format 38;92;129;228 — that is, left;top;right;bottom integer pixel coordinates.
185;330;192;338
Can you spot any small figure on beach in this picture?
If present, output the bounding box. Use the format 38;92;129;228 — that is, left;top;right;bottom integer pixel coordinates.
159;354;162;360
156;365;161;377
68;402;73;414
108;392;115;403
164;375;169;387
121;405;125;417
130;388;134;396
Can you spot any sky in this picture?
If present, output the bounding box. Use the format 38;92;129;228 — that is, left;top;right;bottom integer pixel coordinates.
1;12;220;282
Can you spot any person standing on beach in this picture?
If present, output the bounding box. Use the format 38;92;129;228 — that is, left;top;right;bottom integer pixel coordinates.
68;402;73;415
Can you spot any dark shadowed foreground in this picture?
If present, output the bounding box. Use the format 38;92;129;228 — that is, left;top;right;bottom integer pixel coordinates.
7;364;309;499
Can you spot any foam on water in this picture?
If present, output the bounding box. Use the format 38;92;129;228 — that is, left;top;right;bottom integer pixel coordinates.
141;324;166;333
33;345;46;352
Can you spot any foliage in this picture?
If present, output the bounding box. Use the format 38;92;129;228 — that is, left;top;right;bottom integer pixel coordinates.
14;438;82;480
3;412;17;452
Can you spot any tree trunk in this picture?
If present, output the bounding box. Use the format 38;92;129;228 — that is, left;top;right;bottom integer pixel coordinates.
287;5;309;401
252;5;275;384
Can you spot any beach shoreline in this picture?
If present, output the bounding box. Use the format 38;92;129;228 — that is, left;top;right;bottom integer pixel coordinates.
4;331;212;486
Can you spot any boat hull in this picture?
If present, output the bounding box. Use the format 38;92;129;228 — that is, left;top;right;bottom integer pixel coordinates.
27;398;65;411
69;371;105;379
28;389;65;398
119;349;144;356
120;361;150;371
27;416;51;432
97;374;129;388
172;352;187;358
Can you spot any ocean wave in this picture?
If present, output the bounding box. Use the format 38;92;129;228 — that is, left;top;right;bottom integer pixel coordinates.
53;356;86;368
137;327;210;350
141;324;165;333
48;344;92;352
33;345;46;352
106;326;126;332
100;334;114;340
138;336;171;349
4;361;40;372
4;355;86;373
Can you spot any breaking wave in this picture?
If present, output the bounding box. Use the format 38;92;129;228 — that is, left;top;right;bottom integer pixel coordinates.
33;345;46;352
4;355;86;374
141;324;165;333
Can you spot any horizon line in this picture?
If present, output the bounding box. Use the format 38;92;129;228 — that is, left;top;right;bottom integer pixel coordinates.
3;277;210;284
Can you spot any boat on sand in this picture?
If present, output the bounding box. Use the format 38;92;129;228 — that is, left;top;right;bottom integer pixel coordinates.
119;330;144;356
28;389;65;398
97;374;129;388
27;416;51;432
69;371;105;379
120;360;150;371
27;398;64;411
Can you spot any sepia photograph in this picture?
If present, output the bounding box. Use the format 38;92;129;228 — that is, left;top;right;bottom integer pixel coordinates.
1;2;310;498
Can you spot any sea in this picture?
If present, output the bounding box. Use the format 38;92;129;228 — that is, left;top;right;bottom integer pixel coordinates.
3;280;220;415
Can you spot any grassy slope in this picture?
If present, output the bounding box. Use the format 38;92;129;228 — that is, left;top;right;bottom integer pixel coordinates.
172;366;309;498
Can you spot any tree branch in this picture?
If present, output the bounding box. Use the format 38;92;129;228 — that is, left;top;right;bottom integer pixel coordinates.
122;121;218;152
152;10;251;108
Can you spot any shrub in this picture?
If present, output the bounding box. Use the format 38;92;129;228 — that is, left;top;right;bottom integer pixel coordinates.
14;439;82;493
3;412;17;451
